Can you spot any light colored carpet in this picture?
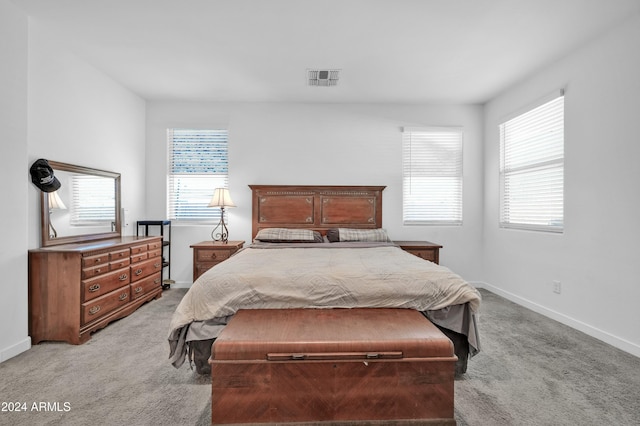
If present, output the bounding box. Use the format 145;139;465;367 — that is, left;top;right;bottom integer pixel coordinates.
0;288;638;425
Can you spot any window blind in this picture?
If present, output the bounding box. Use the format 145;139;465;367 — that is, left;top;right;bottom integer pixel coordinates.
70;175;116;225
499;94;564;232
402;127;463;225
168;129;229;221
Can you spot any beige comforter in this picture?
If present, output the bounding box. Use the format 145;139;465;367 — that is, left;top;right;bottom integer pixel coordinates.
169;245;481;339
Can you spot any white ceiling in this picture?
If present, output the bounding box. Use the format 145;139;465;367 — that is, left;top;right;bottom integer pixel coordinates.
10;0;640;104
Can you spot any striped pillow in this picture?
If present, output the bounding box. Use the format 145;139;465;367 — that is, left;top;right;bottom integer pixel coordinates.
254;228;322;243
331;228;391;242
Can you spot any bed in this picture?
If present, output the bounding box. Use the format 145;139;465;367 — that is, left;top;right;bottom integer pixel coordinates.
168;185;481;376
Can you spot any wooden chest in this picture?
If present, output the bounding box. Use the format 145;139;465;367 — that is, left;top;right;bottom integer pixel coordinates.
210;308;457;425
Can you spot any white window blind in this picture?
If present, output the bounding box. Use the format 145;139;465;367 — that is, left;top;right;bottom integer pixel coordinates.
70;175;116;225
402;127;463;225
499;93;564;232
168;129;229;221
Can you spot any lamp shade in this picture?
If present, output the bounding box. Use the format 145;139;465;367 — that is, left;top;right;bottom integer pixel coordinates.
48;191;67;210
208;188;236;208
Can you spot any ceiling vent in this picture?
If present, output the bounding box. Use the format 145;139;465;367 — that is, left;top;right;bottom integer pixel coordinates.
308;69;340;87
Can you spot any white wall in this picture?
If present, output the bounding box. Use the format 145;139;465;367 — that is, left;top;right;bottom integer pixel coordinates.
27;21;148;248
0;11;147;362
146;102;484;286
0;0;29;363
483;13;640;356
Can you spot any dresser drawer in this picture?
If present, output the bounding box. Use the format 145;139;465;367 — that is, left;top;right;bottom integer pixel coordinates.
82;267;130;302
130;243;149;255
130;272;162;300
83;248;130;277
130;257;163;282
110;248;130;261
148;248;162;259
131;252;148;263
109;257;131;270
82;252;109;268
82;263;110;279
147;240;162;251
81;286;130;325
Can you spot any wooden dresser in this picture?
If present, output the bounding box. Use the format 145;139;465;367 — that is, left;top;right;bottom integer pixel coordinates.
28;236;163;345
190;240;244;281
395;240;442;264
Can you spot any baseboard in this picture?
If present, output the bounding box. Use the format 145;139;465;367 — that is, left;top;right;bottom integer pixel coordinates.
474;281;640;358
0;337;31;363
171;281;192;289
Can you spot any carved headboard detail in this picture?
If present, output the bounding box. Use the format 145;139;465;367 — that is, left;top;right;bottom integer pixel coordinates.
249;185;385;240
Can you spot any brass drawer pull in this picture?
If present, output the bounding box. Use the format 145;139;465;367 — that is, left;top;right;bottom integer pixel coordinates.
267;351;403;361
119;293;128;301
119;274;128;281
89;305;101;315
154;263;161;268
88;284;101;293
210;253;217;259
135;286;143;294
154;278;161;284
134;269;143;276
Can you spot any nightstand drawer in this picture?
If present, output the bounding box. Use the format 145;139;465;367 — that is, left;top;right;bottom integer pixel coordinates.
194;262;220;279
196;249;233;263
406;249;437;262
395;241;442;265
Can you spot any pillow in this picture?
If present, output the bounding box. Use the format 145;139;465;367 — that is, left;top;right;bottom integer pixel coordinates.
328;228;391;242
254;228;323;243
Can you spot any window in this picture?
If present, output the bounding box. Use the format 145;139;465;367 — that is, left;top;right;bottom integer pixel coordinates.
499;92;564;232
167;129;229;221
402;127;463;225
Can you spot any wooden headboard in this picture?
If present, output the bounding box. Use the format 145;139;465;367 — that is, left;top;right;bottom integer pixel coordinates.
249;185;385;240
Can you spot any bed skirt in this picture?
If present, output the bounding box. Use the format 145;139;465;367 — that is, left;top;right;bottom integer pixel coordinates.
175;304;479;377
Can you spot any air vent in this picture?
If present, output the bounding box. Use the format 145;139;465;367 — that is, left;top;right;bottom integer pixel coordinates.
308;69;340;87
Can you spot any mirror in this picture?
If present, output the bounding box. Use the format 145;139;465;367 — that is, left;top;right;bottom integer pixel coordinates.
40;161;121;247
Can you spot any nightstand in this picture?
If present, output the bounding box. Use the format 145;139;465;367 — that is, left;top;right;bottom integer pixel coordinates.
190;241;244;281
395;241;442;264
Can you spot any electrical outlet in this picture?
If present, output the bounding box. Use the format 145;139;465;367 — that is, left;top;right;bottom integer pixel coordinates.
553;280;561;294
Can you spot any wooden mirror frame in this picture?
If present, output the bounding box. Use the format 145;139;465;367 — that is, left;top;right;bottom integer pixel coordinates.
40;161;121;247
